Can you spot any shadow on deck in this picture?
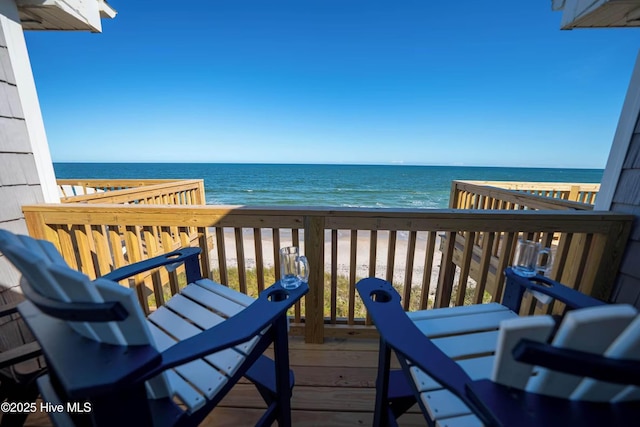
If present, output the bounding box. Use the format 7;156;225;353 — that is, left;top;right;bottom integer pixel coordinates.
20;337;424;426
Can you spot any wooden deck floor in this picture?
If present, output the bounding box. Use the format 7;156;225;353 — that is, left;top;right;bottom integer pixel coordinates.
21;337;425;426
202;337;425;426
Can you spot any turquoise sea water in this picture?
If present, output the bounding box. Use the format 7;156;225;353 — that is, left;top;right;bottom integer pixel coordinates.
53;163;603;209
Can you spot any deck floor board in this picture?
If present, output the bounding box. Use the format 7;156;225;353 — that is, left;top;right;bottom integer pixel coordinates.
18;338;425;426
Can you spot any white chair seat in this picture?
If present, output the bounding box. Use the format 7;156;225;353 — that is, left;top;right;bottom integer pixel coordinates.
146;279;266;412
407;303;518;426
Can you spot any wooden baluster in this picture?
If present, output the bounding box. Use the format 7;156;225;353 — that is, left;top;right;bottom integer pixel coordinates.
385;231;397;284
455;231;475;307
366;230;377;324
435;231;456;308
348;230;357;325
330;229;338;324
235;228;247;295
73;225;96;280
292;229;301;323
474;231;495;305
124;225;149;315
91;225;113;277
420;231;436;310
197;227;210;279
272;228;281;280
215;227;228;286
403;231;417;311
253;228;265;293
56;224;79;270
142;226;164;309
161;226;180;296
491;231;517;303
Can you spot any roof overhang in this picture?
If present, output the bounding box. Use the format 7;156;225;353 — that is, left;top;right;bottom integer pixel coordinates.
16;0;117;33
553;0;640;29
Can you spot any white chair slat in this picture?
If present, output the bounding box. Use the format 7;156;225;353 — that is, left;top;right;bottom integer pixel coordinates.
432;331;499;359
420;388;472;420
165;293;224;330
526;305;638;399
165;289;260;355
491;315;555;389
408;302;508;322
413;310;517;338
17;235;67;266
203;349;246;377
572;315;640;402
411;356;495;392
164;370;206;413
436;414;484;427
195;279;255;307
150;306;202;338
180;285;245;318
232;335;261;356
47;266;123;345
148;324;228;399
2;242;67;300
93;278;153;346
149;307;246;376
171;286;268;354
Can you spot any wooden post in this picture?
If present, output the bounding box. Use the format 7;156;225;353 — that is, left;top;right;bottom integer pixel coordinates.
304;216;324;344
435;232;456;308
195;179;206;205
449;181;460;208
568;185;580;202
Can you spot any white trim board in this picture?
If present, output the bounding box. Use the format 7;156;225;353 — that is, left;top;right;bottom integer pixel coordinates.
0;0;59;203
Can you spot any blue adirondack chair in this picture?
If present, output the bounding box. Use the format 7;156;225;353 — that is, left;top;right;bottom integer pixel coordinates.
357;269;640;427
0;229;308;427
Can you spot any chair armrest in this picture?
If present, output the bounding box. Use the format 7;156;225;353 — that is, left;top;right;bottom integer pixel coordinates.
513;339;640;386
102;247;202;284
502;268;605;313
0;341;42;370
149;281;309;376
356;278;482;416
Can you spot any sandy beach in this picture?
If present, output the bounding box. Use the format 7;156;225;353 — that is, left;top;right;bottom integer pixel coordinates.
207;228;467;298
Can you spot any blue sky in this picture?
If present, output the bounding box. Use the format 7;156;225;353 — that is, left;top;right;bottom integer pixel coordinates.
25;1;640;167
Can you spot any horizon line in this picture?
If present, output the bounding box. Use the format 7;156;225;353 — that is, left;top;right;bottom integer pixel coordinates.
51;161;605;170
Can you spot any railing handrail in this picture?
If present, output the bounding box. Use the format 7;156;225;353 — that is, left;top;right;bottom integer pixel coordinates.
451;181;595;211
58;179;205;204
454;180;601;192
57;178;178;188
23;203;624;229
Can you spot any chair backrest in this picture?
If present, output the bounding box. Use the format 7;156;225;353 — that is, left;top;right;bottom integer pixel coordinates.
0;229;174;399
0;229;152;346
491;304;640;402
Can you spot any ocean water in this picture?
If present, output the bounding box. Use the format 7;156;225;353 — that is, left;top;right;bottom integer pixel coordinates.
54;163;603;209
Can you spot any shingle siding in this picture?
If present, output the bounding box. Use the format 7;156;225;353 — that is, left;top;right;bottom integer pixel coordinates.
612;273;640;306
611;115;640;307
0;22;43;292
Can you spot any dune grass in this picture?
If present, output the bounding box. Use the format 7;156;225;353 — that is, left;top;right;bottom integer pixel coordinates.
213;266;436;319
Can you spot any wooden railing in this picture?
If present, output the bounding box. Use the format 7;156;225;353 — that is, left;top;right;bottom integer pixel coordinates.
57;179;206;206
450;180;599;211
23;204;632;344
